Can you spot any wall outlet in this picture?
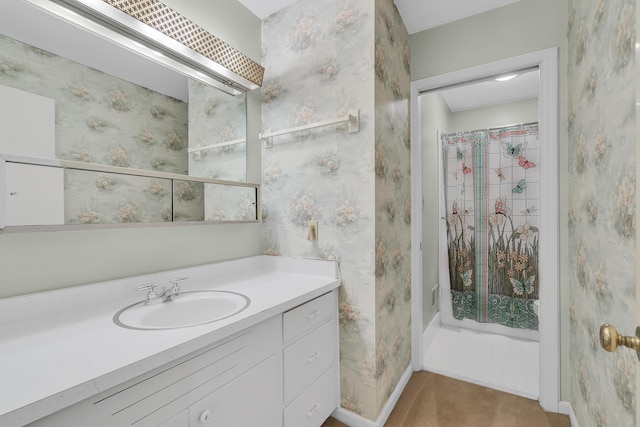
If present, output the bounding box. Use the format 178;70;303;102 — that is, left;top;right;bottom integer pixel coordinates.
306;220;318;241
431;284;439;310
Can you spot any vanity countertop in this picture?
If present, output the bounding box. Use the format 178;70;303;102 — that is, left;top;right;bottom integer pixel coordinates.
0;256;340;427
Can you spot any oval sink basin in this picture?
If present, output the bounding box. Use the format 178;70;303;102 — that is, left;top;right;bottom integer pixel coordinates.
114;290;250;330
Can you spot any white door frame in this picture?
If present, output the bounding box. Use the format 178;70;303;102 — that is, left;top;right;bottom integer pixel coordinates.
410;47;560;412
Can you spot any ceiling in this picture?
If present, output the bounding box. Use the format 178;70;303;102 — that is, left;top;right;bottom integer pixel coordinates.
439;70;539;112
393;0;520;34
237;0;521;34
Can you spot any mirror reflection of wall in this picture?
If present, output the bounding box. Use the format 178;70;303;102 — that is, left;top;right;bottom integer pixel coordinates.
204;184;257;222
0;0;254;227
188;80;247;183
0;34;190;174
64;171;175;224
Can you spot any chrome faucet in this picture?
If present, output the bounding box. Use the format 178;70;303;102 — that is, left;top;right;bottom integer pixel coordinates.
165;277;188;301
136;277;188;304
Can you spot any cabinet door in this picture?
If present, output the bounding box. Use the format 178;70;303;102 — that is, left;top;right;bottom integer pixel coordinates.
189;355;282;427
158;410;189;427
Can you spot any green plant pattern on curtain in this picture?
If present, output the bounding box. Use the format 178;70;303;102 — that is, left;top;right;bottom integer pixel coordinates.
442;123;539;330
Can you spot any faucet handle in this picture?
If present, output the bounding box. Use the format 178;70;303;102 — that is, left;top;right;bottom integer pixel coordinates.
137;283;160;301
170;277;188;286
169;277;188;299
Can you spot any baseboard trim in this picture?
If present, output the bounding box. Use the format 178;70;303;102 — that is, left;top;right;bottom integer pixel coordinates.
422;312;441;366
332;365;413;427
558;401;579;427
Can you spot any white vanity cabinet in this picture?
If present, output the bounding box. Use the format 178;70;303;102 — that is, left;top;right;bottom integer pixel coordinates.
182;290;341;427
25;291;340;427
1;256;341;427
157;410;188;427
28;315;283;427
282;290;339;427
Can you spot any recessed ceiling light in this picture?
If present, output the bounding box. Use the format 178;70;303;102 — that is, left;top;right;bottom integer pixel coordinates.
495;74;518;82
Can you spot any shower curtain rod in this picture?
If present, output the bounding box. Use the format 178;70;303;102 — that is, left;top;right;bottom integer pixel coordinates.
443;121;538;137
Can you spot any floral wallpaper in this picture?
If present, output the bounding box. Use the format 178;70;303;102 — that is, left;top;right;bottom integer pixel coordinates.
372;0;412;416
0;34;254;224
567;1;636;426
261;0;410;420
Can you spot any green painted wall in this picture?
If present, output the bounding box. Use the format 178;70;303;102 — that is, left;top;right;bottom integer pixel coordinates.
419;92;450;330
450;98;538;133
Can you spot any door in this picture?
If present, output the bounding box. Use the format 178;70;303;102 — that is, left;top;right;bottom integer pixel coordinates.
598;294;640;426
573;2;640;426
599;61;640;427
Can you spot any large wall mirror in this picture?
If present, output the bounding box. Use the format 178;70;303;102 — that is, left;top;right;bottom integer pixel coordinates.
0;0;260;228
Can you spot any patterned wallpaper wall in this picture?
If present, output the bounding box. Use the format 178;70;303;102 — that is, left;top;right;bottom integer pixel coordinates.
373;0;412;415
567;1;636;426
261;0;410;421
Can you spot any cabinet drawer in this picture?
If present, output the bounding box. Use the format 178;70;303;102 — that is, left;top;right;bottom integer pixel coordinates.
283;291;336;343
284;317;337;404
284;364;338;427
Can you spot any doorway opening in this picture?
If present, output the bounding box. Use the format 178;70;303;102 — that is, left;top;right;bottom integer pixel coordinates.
410;48;559;411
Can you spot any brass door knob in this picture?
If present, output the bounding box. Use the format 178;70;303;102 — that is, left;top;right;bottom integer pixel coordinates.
600;324;640;361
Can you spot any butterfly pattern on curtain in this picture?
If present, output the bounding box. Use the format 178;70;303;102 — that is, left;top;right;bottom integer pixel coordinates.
442;123;539;330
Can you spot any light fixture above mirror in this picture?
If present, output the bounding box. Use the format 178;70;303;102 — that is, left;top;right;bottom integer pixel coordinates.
39;0;264;92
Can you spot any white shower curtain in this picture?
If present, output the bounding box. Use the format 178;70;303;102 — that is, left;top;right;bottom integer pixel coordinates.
440;123;540;332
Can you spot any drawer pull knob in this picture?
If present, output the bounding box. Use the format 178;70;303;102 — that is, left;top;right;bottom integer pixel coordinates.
307;310;319;320
307;351;322;363
307;403;321;418
199;409;212;422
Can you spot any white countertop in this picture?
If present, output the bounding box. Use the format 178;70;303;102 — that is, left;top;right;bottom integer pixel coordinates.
0;256;340;427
